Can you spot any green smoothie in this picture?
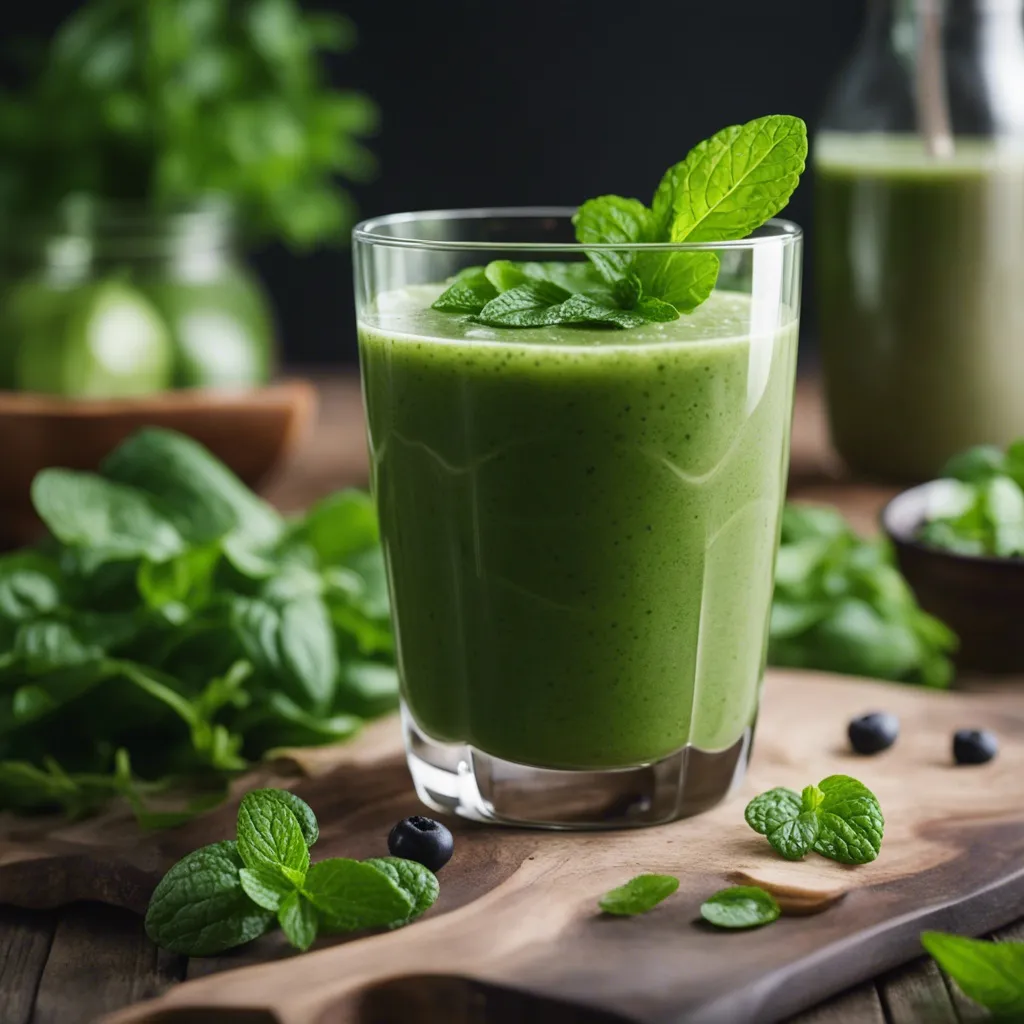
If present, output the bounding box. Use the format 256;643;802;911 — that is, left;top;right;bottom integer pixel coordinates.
816;133;1024;481
358;284;798;770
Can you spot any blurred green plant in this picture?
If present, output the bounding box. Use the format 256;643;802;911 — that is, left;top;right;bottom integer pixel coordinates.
0;0;377;248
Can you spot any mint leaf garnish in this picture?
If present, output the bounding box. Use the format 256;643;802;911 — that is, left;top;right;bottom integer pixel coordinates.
365;856;440;928
701;886;780;929
144;841;274;956
304;858;415;933
652;114;807;243
278;890;319;952
573;195;656;285
431;267;498;314
635;251;720;314
236;790;310;881
475;279;571;327
922;932;1024;1017
745;775;884;864
239;865;296;912
598;873;679;916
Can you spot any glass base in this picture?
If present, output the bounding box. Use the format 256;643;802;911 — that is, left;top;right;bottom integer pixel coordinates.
402;707;754;830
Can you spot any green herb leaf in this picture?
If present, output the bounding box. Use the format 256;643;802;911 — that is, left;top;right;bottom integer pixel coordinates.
635;251;720;314
922;932;1024;1017
364;856;440;927
0;552;61;622
473;279;571;327
942;445;1007;484
598;873;679;916
431;267;499;315
746;775;884;864
701;886;781;929
32;470;184;562
243;788;319;848
239;864;296;912
145;840;274;956
236;790;310;879
278;890;319;951
304;858;415;933
652;114;807;242
572;195;656;286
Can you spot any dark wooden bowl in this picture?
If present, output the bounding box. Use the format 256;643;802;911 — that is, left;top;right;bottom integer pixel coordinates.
0;381;317;549
881;481;1024;674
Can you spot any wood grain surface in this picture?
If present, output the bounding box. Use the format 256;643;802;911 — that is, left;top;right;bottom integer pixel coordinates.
2;670;1020;1024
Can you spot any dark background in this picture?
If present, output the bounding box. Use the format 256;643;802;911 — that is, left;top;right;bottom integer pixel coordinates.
4;1;867;366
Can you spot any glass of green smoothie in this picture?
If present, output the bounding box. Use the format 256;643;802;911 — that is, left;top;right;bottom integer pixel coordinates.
354;117;805;827
816;0;1024;482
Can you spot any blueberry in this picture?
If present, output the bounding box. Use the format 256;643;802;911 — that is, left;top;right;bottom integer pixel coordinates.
848;712;900;755
953;729;998;765
387;815;454;872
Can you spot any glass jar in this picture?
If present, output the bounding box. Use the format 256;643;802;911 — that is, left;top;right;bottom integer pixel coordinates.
816;0;1024;481
0;201;275;398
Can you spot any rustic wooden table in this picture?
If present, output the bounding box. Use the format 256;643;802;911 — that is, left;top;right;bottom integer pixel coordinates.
1;374;1019;1024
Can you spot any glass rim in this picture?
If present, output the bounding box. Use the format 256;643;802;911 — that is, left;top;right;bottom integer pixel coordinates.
352;206;802;253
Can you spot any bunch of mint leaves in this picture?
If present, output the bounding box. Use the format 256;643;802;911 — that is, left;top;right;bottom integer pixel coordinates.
146;788;437;955
745;774;884;865
0;0;376;248
769;503;957;687
917;441;1024;558
0;428;395;824
432;114;807;329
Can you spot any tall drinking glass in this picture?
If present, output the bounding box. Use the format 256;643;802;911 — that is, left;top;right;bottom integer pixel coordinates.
353;210;802;828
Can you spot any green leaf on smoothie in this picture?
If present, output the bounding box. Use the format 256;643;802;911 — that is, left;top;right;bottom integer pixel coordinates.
598;873;679;916
701;886;781;929
432;115;808;328
745;775;884;865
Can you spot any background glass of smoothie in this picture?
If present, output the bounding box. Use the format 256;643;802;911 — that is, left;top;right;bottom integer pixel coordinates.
816;0;1024;482
354;210;802;828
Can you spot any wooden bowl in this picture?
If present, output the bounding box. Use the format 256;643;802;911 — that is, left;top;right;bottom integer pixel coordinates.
881;481;1024;674
0;381;317;548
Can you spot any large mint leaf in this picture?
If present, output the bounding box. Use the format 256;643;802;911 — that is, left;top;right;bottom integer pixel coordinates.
812;775;884;865
364;856;440;928
652;114;807;242
236;790;310;879
244;788;319;848
572;195;656;286
305;858;414;932
145;840;274;956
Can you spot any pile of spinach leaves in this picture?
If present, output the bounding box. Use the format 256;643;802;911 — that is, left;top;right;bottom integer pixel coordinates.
0;428;394;824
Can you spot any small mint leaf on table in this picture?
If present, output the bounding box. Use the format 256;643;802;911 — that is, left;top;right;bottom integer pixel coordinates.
278;891;319;952
304;858;415;933
431;267;498;315
652;114;808;243
145;841;274;956
239;865;297;912
247;788;319;848
236;790;310;879
745;776;884;865
365;856;440;927
701;886;780;929
598;874;679;916
922;932;1024;1017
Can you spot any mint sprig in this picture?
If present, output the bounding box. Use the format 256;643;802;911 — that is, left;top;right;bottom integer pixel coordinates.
144;789;441;957
745;775;884;865
598;873;679;916
430;114;807;330
922;932;1024;1018
701;886;780;930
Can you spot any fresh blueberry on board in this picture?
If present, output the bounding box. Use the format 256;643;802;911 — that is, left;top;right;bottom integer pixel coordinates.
953;729;998;765
848;712;900;755
388;816;455;872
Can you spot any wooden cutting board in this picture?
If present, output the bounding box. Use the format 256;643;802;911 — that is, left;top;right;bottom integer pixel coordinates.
2;668;1023;1024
